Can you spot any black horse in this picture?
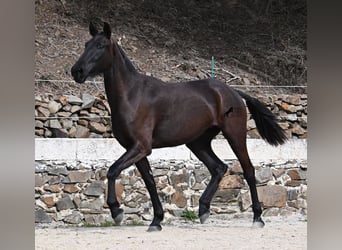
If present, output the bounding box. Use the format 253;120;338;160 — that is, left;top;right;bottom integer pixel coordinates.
71;22;287;231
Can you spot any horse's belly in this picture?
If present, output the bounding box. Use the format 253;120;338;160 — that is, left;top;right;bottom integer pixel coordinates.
151;112;214;148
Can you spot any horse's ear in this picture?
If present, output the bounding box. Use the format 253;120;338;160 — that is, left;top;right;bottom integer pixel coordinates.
103;22;111;39
89;22;98;37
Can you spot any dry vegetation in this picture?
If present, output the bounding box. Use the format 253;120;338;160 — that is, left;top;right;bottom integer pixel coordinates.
35;0;306;96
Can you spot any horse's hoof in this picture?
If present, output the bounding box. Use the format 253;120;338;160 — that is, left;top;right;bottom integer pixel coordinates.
252;218;265;228
113;210;124;225
147;225;162;232
199;212;210;224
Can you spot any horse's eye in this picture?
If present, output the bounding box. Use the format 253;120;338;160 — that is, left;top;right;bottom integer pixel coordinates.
97;43;104;49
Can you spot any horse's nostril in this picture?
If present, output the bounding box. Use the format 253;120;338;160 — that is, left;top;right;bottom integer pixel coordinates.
71;66;83;77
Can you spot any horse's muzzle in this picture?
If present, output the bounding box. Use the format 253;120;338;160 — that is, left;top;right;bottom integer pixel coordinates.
71;65;86;83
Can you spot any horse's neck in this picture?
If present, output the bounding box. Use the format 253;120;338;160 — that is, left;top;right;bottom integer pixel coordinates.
103;42;138;110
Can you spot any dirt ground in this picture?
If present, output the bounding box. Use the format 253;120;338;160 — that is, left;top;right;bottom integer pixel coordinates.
35;214;307;250
35;1;306;97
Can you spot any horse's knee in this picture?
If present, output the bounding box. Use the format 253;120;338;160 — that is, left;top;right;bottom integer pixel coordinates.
217;164;228;178
107;165;121;180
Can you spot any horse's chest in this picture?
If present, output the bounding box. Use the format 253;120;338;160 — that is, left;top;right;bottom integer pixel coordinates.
111;117;135;148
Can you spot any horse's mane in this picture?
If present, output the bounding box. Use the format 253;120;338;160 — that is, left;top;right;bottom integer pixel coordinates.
115;41;137;73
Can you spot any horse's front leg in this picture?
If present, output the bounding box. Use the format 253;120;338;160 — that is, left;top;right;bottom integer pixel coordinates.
136;158;164;232
106;144;150;225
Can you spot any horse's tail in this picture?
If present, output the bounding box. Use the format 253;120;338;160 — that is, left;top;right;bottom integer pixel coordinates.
235;89;287;146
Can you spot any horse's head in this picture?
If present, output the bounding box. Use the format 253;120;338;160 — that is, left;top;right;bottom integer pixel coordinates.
71;22;113;83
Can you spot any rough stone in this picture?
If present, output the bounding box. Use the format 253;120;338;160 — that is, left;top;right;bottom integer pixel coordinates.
48;100;62;114
247;119;256;129
61;119;73;129
171;190;187;208
161;185;176;196
230;161;243;174
287;188;299;201
255;167;273;184
56;195;75;211
286;113;298;122
68;126;77;137
84;181;105;197
63;184;81;193
57;111;72;117
35;208;52;223
287;169;307;180
49;119;62;129
35;174;47;187
84;214;111;225
66;170;92;183
291;123;306;135
123;206;141;214
280;102;298;113
71;105;81;114
89;121;108;133
257;185;287;208
247;129;260;138
284;95;302;105
35;129;45;136
170;172;188;186
44;184;62;193
194;169;209;183
95;168;107;181
272;168;285;178
278;122;289;130
190;193;201;207
37;106;50;118
82;93;96;109
75;125;90;138
42;195;56;208
239;189;252;211
67;95;83;105
50;128;69;138
213;189;240;203
219;174;244;189
63;211;83;224
285;180;307;187
80;197;104;211
263;207;280;216
59;96;68;105
153;169;169;177
47;165;68;176
35;120;44;128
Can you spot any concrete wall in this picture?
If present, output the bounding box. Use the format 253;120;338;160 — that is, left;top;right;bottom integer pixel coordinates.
35;138;307;161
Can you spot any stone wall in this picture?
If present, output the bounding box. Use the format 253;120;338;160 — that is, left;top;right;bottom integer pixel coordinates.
35;92;307;226
35;93;307;139
35;158;307;225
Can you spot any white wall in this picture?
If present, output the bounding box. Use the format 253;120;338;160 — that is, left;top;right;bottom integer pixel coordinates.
35;138;307;161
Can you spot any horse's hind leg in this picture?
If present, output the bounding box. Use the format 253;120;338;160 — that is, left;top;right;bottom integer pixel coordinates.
136;157;164;232
222;108;265;227
186;129;228;223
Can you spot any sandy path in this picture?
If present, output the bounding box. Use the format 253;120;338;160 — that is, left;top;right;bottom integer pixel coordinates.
35;214;307;250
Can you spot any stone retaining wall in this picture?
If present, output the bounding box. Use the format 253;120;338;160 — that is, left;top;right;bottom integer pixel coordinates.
35;93;307;139
35;139;307;226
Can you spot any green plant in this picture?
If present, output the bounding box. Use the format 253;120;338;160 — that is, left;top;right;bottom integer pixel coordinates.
126;220;144;226
181;208;198;222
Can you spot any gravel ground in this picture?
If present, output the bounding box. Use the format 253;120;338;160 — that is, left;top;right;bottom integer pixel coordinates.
35;214;307;250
